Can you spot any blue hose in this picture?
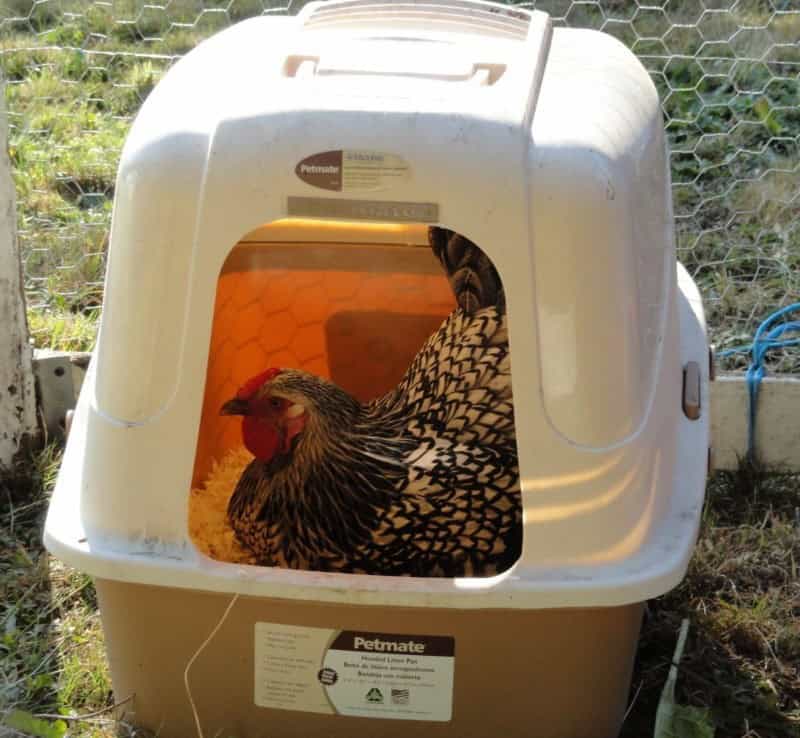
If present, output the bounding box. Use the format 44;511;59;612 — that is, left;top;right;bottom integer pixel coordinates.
716;303;800;458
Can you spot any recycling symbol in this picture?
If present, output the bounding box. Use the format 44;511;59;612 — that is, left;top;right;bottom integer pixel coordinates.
365;687;384;704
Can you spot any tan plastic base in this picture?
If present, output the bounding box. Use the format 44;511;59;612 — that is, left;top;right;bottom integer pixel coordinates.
95;578;643;738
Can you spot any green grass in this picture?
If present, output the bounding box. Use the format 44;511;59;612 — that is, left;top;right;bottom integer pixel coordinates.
26;310;98;353
2;44;168;309
1;447;798;738
622;462;800;738
0;446;113;736
1;0;231;346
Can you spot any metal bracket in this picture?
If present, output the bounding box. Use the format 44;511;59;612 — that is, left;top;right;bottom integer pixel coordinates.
32;350;91;439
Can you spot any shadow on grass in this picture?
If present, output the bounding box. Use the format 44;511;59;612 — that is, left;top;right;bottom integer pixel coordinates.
622;464;800;738
0;444;122;734
623;606;800;738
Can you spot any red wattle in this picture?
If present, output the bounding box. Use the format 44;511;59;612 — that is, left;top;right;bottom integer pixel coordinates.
242;416;280;461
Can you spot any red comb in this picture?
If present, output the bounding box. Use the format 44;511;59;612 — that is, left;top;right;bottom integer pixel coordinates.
236;368;282;399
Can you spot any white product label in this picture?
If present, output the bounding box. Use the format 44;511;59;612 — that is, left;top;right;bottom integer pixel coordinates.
255;623;455;721
341;150;410;193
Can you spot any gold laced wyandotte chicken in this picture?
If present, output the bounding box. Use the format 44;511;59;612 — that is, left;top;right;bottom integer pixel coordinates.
220;228;521;577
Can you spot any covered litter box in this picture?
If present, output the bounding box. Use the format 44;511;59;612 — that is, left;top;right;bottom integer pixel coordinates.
44;1;711;737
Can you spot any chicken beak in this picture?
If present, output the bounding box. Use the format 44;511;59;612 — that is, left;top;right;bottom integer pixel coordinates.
220;397;249;416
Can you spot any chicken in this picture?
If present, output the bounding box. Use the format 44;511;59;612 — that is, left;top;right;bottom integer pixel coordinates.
220;228;520;577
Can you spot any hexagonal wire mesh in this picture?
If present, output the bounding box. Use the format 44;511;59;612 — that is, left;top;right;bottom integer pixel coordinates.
1;0;798;368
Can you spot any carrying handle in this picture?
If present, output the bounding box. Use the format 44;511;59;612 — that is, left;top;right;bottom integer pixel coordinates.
285;51;506;85
290;0;551;107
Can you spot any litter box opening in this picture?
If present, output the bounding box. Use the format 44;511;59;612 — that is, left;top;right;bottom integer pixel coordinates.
188;218;522;577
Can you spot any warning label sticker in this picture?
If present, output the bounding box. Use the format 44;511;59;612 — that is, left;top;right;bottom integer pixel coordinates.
295;150;411;193
255;623;455;722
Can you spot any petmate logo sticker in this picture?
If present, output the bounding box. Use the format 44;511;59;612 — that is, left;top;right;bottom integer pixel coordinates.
254;623;455;721
295;150;411;192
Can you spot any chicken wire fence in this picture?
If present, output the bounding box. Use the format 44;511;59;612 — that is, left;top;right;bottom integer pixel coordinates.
1;0;799;372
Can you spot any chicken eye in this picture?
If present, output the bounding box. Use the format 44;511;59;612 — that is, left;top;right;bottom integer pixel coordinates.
269;397;283;410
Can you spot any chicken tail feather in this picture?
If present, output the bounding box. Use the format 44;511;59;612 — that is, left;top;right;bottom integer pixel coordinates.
429;227;505;314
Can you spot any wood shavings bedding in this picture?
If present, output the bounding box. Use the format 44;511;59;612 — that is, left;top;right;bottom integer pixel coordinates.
189;447;257;564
